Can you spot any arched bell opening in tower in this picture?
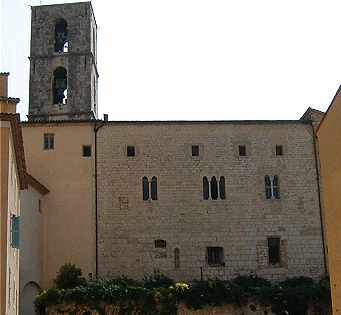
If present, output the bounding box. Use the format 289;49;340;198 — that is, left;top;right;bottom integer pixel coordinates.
53;67;67;105
54;18;68;53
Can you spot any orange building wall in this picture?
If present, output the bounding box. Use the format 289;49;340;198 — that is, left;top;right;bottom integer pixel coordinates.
21;123;96;287
317;89;341;315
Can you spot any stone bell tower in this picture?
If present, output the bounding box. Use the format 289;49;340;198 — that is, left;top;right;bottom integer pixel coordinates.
28;2;98;121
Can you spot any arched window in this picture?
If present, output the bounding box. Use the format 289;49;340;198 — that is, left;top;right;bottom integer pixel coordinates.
211;177;218;200
265;175;272;199
142;177;149;200
54;19;68;53
203;177;209;200
22;282;41;315
219;176;226;200
273;175;280;199
151;176;158;200
174;248;180;269
53;67;67;104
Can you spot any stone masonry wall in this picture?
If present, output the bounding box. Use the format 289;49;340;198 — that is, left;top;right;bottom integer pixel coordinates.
29;2;97;120
97;121;325;282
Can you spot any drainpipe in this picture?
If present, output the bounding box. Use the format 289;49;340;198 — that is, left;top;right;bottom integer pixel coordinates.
94;120;104;278
311;122;328;274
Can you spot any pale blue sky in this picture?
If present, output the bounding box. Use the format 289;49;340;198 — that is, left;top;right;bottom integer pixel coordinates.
1;0;340;121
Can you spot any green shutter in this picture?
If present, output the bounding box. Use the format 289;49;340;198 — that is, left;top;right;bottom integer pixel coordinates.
11;216;20;249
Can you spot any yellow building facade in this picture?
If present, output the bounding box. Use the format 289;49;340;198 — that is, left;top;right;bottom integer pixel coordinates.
316;86;341;315
21;122;97;287
0;73;26;315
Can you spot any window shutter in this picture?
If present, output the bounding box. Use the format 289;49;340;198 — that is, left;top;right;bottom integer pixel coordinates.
11;216;20;249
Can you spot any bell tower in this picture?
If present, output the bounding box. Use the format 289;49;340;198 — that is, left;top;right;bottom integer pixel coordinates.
28;2;98;121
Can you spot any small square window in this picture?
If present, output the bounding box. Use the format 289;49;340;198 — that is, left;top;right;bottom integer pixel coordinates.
82;145;92;157
207;247;224;266
192;145;199;157
127;146;135;157
43;134;54;150
238;145;246;156
276;145;283;156
268;237;281;265
155;239;167;248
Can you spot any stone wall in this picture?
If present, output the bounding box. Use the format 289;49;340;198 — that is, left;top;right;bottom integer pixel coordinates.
29;2;97;120
46;302;328;315
97;121;325;282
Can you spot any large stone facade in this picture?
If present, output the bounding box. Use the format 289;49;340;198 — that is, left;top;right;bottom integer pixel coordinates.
21;2;327;296
97;121;325;282
28;2;98;121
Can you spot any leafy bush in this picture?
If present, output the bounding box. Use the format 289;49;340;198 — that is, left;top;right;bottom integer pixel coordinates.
35;265;331;315
54;263;86;290
143;272;174;289
34;288;64;314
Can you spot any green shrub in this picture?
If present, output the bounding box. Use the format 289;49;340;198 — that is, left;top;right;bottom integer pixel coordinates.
54;263;86;290
34;265;331;315
143;272;174;289
34;288;64;314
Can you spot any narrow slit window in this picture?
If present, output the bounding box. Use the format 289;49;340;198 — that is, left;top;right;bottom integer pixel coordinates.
192;145;199;157
239;145;246;156
203;177;209;200
219;176;226;200
211;176;218;200
276;145;283;156
151;177;158;200
268;237;281;265
174;248;180;269
142;177;149;200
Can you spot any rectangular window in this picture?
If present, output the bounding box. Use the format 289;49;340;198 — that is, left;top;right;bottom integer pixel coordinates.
238;145;246;156
127;146;135;157
155;239;167;248
82;145;92;157
276;145;283;156
207;247;224;266
43;133;54;150
268;237;281;265
10;215;20;249
192;145;199;157
265;175;280;199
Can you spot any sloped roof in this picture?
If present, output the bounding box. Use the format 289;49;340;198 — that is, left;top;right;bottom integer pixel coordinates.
26;173;49;195
0;113;27;189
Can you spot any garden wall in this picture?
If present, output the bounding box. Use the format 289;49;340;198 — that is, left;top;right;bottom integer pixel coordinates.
46;302;327;315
